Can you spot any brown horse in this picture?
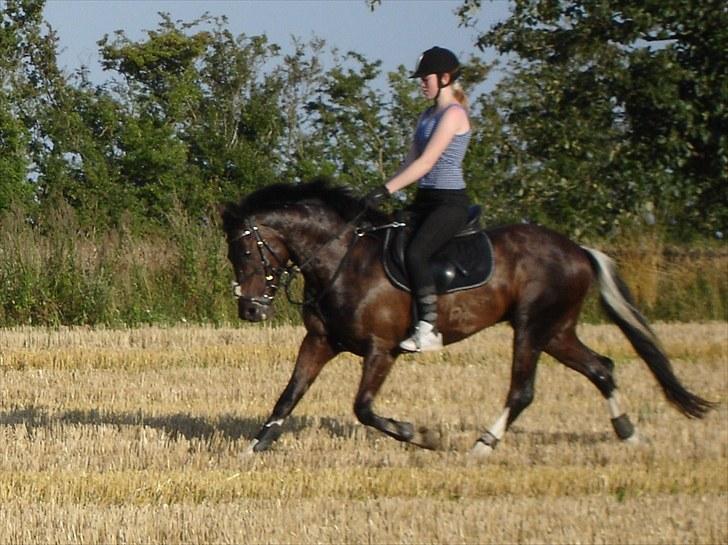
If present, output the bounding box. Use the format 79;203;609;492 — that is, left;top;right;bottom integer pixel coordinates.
221;179;713;456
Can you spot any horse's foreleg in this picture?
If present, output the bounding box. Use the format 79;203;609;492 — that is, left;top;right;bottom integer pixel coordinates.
248;333;337;453
472;327;540;458
545;329;639;444
353;349;439;449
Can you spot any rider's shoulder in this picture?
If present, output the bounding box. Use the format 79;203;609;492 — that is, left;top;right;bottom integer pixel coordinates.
441;103;468;118
439;103;469;131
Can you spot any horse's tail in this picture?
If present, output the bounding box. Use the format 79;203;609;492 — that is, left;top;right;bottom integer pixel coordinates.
582;247;715;418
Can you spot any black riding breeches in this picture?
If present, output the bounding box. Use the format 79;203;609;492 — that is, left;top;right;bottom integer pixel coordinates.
405;189;469;295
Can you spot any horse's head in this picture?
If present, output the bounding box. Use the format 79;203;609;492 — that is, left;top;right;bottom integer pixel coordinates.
221;208;290;322
221;179;386;322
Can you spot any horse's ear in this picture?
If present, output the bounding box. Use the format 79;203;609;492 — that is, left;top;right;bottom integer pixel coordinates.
217;202;229;220
218;202;239;235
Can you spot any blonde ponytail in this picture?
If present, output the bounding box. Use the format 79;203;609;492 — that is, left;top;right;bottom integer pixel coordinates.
452;81;469;111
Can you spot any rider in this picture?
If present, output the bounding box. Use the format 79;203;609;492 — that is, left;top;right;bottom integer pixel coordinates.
365;46;472;352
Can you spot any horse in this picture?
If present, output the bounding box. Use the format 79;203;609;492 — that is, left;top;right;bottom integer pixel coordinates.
220;179;714;456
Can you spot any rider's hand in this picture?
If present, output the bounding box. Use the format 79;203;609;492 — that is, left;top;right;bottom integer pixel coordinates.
364;185;390;209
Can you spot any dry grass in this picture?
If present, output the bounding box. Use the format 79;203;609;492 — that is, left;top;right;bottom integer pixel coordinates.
0;322;726;544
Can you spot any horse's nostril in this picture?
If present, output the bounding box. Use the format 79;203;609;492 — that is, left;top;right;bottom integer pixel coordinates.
240;303;269;322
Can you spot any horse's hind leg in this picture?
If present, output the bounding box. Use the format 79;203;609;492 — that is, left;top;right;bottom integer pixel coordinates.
544;328;638;443
353;349;439;449
471;327;541;458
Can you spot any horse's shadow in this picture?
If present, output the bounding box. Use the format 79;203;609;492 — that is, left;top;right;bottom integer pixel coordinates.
0;407;614;450
510;427;613;446
0;406;364;445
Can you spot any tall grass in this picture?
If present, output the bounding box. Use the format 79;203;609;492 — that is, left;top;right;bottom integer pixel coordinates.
0;203;235;327
598;228;727;322
0;204;724;327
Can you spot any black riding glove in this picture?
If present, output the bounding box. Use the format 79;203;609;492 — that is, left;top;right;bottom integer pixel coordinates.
364;185;390;209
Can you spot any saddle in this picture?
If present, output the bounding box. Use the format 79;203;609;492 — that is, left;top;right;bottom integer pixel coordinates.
381;205;494;294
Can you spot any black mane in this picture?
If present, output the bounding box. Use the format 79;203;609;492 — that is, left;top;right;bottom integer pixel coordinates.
221;177;387;234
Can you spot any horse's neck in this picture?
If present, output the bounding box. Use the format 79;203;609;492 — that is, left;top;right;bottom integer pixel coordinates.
273;208;352;274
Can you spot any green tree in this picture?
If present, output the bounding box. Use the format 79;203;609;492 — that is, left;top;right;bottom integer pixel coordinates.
274;37;328;182
191;18;285;202
97;14;209;222
1;0;132;228
462;0;727;237
0;94;31;211
0;0;43;211
304;51;391;187
98;14;291;221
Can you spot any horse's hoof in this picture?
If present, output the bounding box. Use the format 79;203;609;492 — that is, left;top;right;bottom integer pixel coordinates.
469;440;495;460
411;426;441;450
244;438;261;455
623;430;649;447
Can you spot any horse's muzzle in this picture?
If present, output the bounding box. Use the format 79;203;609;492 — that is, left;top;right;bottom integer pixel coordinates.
238;298;273;322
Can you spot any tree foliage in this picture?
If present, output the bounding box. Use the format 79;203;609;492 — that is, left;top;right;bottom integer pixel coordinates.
0;0;43;211
459;0;727;237
2;0;725;240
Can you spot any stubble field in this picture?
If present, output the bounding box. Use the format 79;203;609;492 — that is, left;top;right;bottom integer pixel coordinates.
0;322;726;544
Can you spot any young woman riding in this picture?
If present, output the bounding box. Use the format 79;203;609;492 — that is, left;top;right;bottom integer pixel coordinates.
366;46;472;352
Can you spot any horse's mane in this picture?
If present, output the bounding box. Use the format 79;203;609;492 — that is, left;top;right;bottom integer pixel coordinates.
222;177;388;234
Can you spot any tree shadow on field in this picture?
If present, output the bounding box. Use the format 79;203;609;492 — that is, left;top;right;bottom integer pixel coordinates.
0;405;361;445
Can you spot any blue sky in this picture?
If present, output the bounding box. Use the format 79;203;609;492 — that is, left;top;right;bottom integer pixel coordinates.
43;0;510;91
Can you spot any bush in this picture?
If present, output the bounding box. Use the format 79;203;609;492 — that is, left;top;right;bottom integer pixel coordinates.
0;204;724;328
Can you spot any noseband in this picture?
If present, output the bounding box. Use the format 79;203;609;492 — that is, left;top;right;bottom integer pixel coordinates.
230;220;290;308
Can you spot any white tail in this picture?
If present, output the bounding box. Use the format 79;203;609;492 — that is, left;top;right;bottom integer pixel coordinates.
581;246;663;350
582;246;713;418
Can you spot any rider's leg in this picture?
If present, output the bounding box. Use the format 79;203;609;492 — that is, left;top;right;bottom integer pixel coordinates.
400;200;468;352
400;285;441;352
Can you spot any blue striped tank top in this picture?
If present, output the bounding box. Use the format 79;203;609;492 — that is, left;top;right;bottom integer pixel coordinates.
413;104;471;190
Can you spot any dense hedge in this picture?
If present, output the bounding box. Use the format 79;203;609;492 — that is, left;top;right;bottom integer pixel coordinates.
0;206;724;328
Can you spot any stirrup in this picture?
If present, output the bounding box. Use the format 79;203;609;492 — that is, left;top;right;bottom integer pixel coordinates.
400;321;443;352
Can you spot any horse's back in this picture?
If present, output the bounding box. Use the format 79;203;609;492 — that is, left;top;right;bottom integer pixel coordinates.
484;223;594;307
486;223;588;263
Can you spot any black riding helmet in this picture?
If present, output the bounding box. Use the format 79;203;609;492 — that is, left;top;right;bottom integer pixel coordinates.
410;46;461;85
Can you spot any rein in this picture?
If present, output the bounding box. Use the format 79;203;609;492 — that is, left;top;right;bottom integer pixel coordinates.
283;208;370;309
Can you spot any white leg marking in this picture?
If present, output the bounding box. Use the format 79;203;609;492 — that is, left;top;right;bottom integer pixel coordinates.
470;441;494;458
245;418;284;455
607;391;642;445
470;408;510;459
490;408;510;441
606;392;623;419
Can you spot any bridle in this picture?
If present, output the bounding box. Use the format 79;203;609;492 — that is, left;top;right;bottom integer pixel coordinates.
229;209;377;310
229;220;291;309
